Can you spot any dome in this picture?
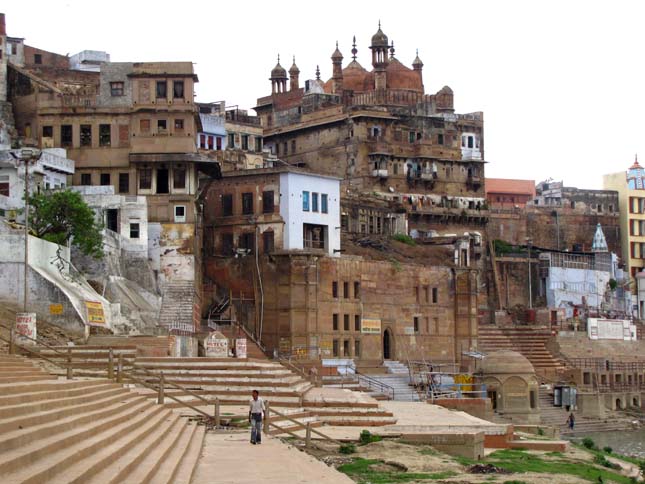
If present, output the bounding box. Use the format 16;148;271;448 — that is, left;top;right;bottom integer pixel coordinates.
439;85;453;95
480;350;535;375
413;51;423;69
289;57;300;75
271;56;287;79
371;26;389;48
385;58;423;91
332;42;343;61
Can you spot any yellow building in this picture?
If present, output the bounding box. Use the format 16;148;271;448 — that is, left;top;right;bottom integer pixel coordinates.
603;158;645;280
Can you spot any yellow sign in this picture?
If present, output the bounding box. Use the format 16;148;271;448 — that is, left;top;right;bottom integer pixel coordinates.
85;301;105;325
361;318;381;334
49;304;64;315
454;374;474;392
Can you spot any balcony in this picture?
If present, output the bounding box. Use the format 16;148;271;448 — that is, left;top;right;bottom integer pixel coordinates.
372;169;389;178
420;172;437;181
461;147;482;161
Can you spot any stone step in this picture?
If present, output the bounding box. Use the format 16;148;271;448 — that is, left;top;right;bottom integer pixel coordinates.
12;407;173;483
0;381;113;407
148;422;202;484
0;397;154;474
167;424;206;484
0;374;57;384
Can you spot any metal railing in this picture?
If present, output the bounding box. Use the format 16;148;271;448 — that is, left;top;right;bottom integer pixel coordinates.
333;363;396;400
263;402;340;448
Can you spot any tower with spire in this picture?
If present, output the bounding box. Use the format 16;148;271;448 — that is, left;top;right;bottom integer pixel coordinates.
331;42;344;94
370;21;389;89
289;56;300;91
627;154;645;190
592;223;609;252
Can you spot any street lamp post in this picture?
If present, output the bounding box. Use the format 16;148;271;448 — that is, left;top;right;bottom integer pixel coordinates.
9;148;41;353
526;237;533;309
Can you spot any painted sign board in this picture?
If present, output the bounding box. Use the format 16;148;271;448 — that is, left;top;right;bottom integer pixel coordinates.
85;301;105;325
361;318;381;334
205;332;229;358
15;313;37;345
235;338;247;359
49;304;63;315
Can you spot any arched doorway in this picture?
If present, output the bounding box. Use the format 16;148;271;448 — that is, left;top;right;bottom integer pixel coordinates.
383;328;393;360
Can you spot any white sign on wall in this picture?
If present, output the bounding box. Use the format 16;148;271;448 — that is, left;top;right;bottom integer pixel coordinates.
15;313;37;346
235;339;247;359
205;333;229;358
587;318;636;341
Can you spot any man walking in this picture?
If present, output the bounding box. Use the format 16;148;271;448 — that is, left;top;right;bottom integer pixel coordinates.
248;390;265;445
566;412;575;431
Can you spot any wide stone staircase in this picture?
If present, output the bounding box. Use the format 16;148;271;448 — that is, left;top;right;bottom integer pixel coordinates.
159;281;196;327
538;386;635;436
478;326;565;373
27;345;138;378
0;353;205;484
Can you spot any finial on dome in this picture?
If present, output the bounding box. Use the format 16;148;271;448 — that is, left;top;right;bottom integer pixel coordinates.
378;19;381;29
351;35;357;61
389;41;395;59
315;65;320;81
277;54;280;64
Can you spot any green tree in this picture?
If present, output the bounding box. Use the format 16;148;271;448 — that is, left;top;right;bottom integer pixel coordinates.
28;189;103;258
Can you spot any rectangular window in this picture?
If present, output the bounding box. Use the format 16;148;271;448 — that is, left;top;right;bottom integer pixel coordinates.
130;223;140;239
354;282;360;299
80;124;92;147
321;194;328;214
333;314;339;331
332;281;338;298
118;173;129;193
414;316;419;333
262;191;274;213
157;119;167;132
222;194;233;216
208;136;214;150
343;314;349;331
80;173;92;185
228;133;235;147
156;81;167;99
354;340;361;358
242;192;254;215
60;124;72;148
424;286;430;303
263;231;274;253
332;339;339;357
312;192;319;212
140;119;151;133
42;125;53;138
343;340;350;357
241;134;249;150
291;140;296;154
174;205;186;223
302;191;310;211
99;124;111;147
343;282;349;299
173;80;184;99
110;82;124;96
0;182;9;197
221;233;234;255
34;53;42;64
174;119;184;130
254;137;262;152
432;287;438;304
139;168;152;190
173;166;186;189
216;137;223;150
239;233;254;253
100;173;110;186
354;315;360;331
437;133;444;145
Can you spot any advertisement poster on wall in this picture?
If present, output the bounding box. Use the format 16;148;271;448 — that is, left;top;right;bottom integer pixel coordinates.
361;318;381;334
84;301;105;325
15;313;37;345
235;339;247;359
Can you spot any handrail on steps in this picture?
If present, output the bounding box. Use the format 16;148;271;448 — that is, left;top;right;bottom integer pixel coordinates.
264;402;340;448
0;321;69;357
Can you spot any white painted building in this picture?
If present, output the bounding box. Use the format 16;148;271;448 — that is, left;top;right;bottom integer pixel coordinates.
279;171;341;257
0;148;74;215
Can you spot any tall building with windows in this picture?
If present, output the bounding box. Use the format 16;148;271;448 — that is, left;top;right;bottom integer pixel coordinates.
6;44;221;330
604;157;645;280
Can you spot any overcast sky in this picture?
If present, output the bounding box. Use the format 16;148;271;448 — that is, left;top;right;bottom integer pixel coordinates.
5;1;644;189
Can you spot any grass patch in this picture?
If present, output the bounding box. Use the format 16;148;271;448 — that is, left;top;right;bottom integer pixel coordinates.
454;455;477;466
486;447;633;483
545;451;564;458
359;430;383;445
337;458;437;483
418;447;439;456
428;470;458;480
573;442;644;467
392;234;416;246
503;481;528;484
339;443;356;454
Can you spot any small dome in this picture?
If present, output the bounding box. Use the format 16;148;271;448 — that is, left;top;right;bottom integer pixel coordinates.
271;56;287;79
371;25;389;48
413;50;423;68
480;350;535;375
439;85;453;95
289;56;300;75
332;42;343;61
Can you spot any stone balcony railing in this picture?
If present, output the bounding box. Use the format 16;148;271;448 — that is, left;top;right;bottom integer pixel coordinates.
372;169;388;178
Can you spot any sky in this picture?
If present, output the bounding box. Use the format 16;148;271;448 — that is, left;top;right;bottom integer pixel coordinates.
4;0;644;189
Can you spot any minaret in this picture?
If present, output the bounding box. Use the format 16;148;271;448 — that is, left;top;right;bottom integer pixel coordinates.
370;21;389;90
331;41;344;94
413;48;424;91
289;56;300;91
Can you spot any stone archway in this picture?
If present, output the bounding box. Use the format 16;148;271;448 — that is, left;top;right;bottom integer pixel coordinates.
383;328;394;360
632;396;640;408
615;397;624;410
